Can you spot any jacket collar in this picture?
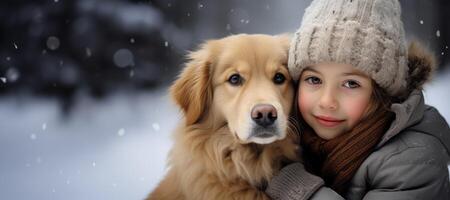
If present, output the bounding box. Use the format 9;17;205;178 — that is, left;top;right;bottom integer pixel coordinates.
375;90;425;149
376;90;450;155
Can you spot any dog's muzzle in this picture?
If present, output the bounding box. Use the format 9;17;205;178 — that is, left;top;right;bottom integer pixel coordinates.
251;104;277;128
248;104;280;142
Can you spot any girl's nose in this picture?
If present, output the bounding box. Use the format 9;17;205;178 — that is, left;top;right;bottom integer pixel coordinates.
318;88;338;110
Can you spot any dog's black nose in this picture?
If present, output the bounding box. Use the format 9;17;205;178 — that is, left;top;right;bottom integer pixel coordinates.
251;104;277;127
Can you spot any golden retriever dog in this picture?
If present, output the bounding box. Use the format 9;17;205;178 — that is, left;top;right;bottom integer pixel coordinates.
147;34;299;200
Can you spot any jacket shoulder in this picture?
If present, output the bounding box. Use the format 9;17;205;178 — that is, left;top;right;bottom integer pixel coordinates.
363;130;449;170
366;129;449;177
348;130;450;199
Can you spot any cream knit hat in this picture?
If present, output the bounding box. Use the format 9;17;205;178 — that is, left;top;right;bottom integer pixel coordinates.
289;0;408;96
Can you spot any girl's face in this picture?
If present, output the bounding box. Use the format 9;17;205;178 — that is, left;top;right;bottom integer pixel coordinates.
298;63;373;140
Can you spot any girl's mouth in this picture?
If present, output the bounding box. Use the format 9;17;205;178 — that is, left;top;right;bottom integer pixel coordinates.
314;115;345;127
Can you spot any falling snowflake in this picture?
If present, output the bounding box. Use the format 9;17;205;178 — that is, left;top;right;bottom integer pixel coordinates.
6;68;20;82
187;12;191;17
6;56;11;61
419;20;424;24
152;123;160;131
240;19;250;24
130;38;135;44
13;42;18;49
442;52;445;55
92;162;96;167
0;77;6;83
164;41;169;47
46;36;60;50
85;48;92;57
30;133;37;140
42;123;47;130
118;128;125;136
113;49;134;68
436;30;441;37
54;0;59;2
129;70;134;78
198;3;204;9
36;156;42;163
226;24;231;31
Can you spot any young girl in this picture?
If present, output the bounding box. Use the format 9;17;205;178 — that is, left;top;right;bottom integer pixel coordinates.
266;0;450;199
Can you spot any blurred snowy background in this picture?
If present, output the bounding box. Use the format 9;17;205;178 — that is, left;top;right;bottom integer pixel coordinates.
0;0;449;199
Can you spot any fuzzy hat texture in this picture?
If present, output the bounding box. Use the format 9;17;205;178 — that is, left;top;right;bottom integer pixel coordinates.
288;0;411;96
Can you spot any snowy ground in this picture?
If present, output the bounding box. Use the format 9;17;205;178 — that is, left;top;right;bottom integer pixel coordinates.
0;69;449;200
0;88;177;200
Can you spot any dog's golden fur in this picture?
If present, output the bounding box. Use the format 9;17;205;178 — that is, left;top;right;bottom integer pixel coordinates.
147;34;299;200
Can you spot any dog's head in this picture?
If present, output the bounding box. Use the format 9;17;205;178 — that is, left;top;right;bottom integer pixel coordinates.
171;34;294;144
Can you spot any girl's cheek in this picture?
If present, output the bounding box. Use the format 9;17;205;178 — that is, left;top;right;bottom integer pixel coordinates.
344;97;370;124
298;89;312;113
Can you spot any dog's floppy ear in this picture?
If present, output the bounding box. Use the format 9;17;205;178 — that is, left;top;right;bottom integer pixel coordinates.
276;33;292;56
170;42;214;125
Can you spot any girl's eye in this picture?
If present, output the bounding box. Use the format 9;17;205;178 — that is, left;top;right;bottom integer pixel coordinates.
273;73;286;85
305;76;322;85
228;74;243;86
343;80;360;88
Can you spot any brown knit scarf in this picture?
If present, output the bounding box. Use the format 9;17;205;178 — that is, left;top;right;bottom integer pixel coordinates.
300;89;395;196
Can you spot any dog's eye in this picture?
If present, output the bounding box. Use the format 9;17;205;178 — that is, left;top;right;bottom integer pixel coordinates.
228;74;243;86
273;73;286;85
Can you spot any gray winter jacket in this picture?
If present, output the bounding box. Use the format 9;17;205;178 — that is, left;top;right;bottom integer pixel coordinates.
266;43;450;200
267;90;450;200
322;90;449;200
